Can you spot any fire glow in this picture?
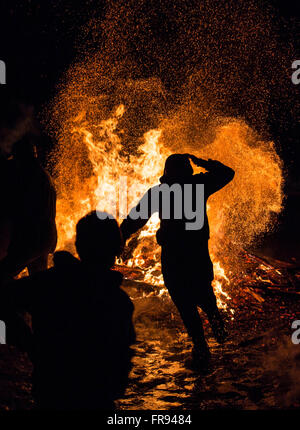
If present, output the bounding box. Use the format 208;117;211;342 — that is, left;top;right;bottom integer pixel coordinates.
49;82;284;313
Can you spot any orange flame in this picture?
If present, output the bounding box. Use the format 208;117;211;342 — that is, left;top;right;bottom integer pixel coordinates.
49;91;283;313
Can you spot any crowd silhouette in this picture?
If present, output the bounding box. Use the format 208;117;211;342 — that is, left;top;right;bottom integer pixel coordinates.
1;212;135;409
0;109;234;409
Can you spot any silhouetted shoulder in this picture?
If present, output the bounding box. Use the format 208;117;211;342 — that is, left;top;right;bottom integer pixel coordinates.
106;269;134;311
53;250;81;268
108;268;123;286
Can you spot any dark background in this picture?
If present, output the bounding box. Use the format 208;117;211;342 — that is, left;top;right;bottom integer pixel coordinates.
0;0;299;261
0;0;299;207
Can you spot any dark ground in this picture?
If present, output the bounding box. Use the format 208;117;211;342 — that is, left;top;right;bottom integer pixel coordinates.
0;193;299;411
0;258;299;411
117;286;300;410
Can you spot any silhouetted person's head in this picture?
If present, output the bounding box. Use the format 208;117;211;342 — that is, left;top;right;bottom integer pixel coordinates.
13;136;37;162
75;211;123;268
160;154;193;182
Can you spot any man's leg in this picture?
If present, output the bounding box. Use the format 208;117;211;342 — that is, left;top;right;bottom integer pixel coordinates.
199;286;228;343
169;290;207;347
161;248;211;365
167;289;211;366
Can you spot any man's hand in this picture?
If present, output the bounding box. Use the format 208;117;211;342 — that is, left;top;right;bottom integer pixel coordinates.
186;154;199;164
186;154;225;170
186;154;209;168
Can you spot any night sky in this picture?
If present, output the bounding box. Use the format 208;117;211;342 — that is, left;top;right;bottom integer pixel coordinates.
0;0;299;186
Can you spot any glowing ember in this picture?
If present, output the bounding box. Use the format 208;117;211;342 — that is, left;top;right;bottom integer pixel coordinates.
46;1;285;311
48;95;283;313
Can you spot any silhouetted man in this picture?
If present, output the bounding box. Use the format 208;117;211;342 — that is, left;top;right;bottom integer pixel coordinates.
0;135;57;280
121;154;234;366
1;211;135;409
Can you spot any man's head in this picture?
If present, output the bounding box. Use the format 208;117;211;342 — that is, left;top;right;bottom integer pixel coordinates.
13;136;37;161
161;154;193;182
75;211;123;267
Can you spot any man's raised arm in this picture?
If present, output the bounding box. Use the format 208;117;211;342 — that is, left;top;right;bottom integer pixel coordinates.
120;188;154;242
189;155;235;196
